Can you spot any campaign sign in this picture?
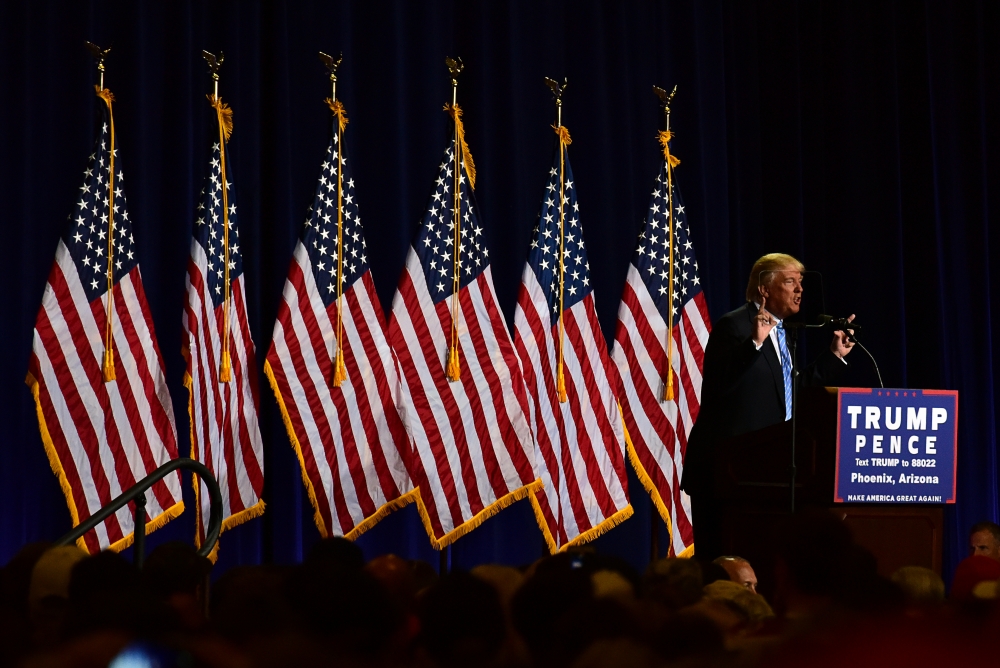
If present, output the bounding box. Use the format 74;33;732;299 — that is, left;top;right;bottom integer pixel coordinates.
834;388;958;504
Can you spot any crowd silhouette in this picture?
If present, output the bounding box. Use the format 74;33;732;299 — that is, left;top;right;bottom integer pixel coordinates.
3;512;999;667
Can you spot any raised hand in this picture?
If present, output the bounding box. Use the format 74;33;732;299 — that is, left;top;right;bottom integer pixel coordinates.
752;296;778;346
831;313;857;358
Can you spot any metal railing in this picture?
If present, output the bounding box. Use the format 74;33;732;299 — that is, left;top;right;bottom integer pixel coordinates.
55;458;222;568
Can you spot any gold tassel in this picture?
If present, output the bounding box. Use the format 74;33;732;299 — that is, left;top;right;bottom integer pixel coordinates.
552;124;573;146
443;103;476;190
663;368;674;402
556;361;568;403
207;95;234;142
94;86;116;104
102;347;116;382
219;350;232;383
446;346;461;382
325;98;350;132
332;349;347;388
657;130;681;168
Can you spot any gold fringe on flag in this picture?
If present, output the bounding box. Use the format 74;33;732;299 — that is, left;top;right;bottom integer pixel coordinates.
208;94;234;383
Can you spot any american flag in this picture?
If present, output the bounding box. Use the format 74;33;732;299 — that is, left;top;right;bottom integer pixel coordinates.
265;104;415;539
387;111;540;548
611;152;709;557
513;133;632;552
26;89;184;554
183;98;265;553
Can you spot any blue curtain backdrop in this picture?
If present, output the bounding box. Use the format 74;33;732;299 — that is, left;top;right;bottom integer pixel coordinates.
1;1;997;578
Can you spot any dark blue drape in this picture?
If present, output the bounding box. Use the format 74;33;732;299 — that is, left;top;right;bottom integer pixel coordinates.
2;1;997;579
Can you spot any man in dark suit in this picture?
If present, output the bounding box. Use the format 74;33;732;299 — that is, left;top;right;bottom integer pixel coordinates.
681;253;855;560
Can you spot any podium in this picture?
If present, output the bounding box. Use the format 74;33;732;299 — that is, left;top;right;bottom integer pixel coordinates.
710;387;943;594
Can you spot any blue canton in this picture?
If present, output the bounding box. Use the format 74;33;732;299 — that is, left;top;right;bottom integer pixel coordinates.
413;138;489;304
65;105;139;302
302;129;368;307
193;138;243;308
632;160;704;326
526;143;590;316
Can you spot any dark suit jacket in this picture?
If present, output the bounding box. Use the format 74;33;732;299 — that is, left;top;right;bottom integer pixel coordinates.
680;302;846;495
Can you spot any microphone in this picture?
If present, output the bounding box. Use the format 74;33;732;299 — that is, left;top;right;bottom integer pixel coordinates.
820;315;862;337
819;315;883;388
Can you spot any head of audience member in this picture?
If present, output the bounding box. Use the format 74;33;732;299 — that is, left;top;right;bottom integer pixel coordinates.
65;550;152;638
969;521;1000;561
211;565;295;642
890;566;945;605
512;563;592;657
746;253;805;320
142;541;212;631
303;536;365;573
703;579;775;624
142;542;211;599
642;557;703;611
775;510;872;617
950;555;1000;601
418;571;507;668
713;556;759;594
27;545;87;648
365;554;417;614
284;557;400;657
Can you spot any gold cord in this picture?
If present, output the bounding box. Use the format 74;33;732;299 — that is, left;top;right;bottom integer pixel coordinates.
445;107;465;382
210;95;233;383
330;100;349;387
658;131;680;402
554;125;572;403
96;87;117;383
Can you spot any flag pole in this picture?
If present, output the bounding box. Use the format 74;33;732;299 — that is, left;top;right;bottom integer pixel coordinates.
320;52;348;388
545;77;570;403
445;57;465;382
203;50;233;383
86;42;118;382
654;85;679;403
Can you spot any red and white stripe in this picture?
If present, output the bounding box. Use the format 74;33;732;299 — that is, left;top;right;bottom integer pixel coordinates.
183;240;265;549
612;265;710;556
388;253;539;547
266;242;414;538
513;268;631;551
28;242;183;554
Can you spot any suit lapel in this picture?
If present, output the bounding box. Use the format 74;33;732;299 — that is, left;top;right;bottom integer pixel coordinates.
746;303;786;406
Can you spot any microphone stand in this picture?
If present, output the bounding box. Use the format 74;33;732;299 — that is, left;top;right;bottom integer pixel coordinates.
783;319;826;514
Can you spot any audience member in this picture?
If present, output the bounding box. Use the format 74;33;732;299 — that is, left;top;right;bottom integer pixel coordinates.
969;521;1000;561
27;545;87;649
142;541;212;631
5;513;1000;668
417;571;506;668
950;555;1000;601
713;555;759;593
703;579;775;623
890;566;945;605
643;557;703;611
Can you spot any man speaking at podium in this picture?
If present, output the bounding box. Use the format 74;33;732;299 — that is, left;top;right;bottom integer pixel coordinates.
681;253;856;560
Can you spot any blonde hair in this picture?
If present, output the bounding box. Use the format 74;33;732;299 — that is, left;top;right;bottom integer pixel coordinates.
745;253;805;302
890;566;945;604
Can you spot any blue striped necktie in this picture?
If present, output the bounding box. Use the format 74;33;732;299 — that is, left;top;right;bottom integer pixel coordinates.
776;322;793;420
